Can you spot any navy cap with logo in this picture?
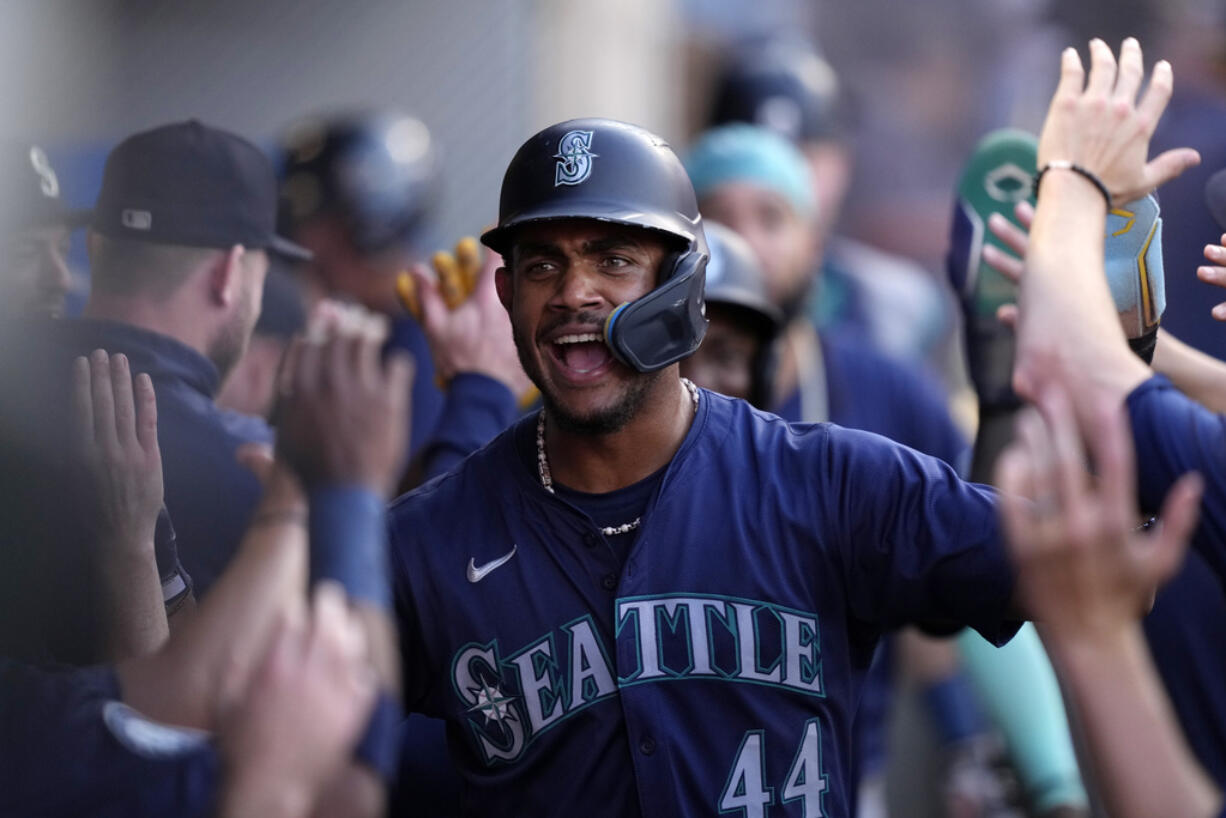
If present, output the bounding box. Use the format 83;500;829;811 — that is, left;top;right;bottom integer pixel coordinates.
0;143;84;233
92;120;311;261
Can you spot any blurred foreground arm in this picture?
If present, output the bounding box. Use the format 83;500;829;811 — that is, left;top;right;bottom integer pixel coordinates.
997;379;1218;818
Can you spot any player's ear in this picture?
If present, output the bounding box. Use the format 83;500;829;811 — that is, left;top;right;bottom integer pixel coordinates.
495;265;513;314
210;244;244;307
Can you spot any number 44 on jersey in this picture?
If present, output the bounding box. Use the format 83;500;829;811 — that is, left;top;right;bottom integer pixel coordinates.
720;719;829;818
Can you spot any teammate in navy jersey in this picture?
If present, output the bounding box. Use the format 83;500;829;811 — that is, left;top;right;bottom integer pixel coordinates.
387;117;1024;817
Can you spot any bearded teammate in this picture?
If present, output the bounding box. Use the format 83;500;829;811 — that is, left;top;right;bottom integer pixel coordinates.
388;119;1021;817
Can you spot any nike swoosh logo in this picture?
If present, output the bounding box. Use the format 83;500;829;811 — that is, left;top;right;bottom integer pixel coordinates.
467;545;518;583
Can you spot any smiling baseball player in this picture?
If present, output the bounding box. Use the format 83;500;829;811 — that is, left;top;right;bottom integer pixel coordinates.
387;118;1021;817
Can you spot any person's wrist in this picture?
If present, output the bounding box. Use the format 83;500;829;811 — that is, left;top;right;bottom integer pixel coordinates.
220;763;317;818
1039;620;1145;672
1036;164;1111;211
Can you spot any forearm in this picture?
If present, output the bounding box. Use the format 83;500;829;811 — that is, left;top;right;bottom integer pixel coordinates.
1018;172;1150;401
96;542;170;660
1152;329;1226;413
1043;626;1221;818
120;489;308;728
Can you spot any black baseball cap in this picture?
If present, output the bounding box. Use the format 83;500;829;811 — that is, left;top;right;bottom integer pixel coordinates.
92;120;311;261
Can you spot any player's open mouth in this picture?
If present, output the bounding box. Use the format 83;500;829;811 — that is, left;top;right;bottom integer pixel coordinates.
547;332;614;379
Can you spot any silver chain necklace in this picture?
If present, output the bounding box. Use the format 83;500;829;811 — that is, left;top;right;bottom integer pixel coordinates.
537;378;699;537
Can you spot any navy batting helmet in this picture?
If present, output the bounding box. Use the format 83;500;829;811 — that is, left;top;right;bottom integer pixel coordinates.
702;221;782;408
710;39;844;145
279;111;437;253
482;118;708;373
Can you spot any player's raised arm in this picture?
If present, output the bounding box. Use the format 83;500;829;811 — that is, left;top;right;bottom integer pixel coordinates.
996;377;1220;818
71;349;169;660
1014;38;1198;405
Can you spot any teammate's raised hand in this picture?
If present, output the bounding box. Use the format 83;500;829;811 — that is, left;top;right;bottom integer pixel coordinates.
276;305;413;497
71;349;163;554
1036;38;1199;206
996;378;1202;643
1196;233;1226;321
408;240;534;398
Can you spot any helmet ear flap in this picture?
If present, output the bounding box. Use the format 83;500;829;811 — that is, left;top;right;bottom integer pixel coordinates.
604;250;709;373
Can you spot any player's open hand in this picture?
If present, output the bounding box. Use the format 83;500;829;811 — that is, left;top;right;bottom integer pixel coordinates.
408;239;534;399
276;305;413;497
216;582;377;818
1036;38;1199;206
1196;232;1226;321
71;349;163;554
996;376;1202;646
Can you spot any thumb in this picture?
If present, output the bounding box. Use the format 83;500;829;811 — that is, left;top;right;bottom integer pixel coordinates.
1144;147;1201;190
236;442;275;484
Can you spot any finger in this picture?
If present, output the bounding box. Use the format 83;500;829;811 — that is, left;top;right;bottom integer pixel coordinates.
1196;261;1226;283
995;447;1038;562
395;271;422;320
70;356;93;453
383;350;414;423
89;349;118;450
1202;242;1226;266
1086;393;1135;530
110;354;137;446
1147;472;1203;585
293;333;322;397
276;336;304;398
473;241;504;306
1085;38;1118;98
1053;47;1086;102
1015;407;1056;495
987;211;1031;257
133;373;159;457
1143;147;1200;190
982;244;1025;284
996;303;1019;330
1113;37;1144;103
410;263;448;334
355;333;381;391
1136;59;1174;136
432;250;466;309
1036;381;1090;505
1213;302;1226;322
455;236;482;297
1014;200;1036;229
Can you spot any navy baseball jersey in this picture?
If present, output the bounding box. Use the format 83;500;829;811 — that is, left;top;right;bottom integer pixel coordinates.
389;388;1018;817
1127;374;1226;586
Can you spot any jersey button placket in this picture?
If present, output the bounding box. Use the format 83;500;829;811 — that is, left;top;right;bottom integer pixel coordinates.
639;735;656;755
601;573;617;591
582;532;600;549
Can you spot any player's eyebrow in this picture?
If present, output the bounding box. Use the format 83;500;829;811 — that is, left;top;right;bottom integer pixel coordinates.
580;236;647;256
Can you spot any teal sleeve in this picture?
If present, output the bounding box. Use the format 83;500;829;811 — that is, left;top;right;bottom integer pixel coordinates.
956;624;1088;812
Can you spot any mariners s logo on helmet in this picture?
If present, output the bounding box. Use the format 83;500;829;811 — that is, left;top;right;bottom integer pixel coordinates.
554;130;597;187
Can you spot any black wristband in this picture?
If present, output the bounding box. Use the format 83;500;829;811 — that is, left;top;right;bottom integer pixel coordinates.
1034;160;1112;209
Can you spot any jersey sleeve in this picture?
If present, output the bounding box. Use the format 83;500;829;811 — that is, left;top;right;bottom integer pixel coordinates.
819;426;1018;644
421;373;518;481
1126;374;1226;588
